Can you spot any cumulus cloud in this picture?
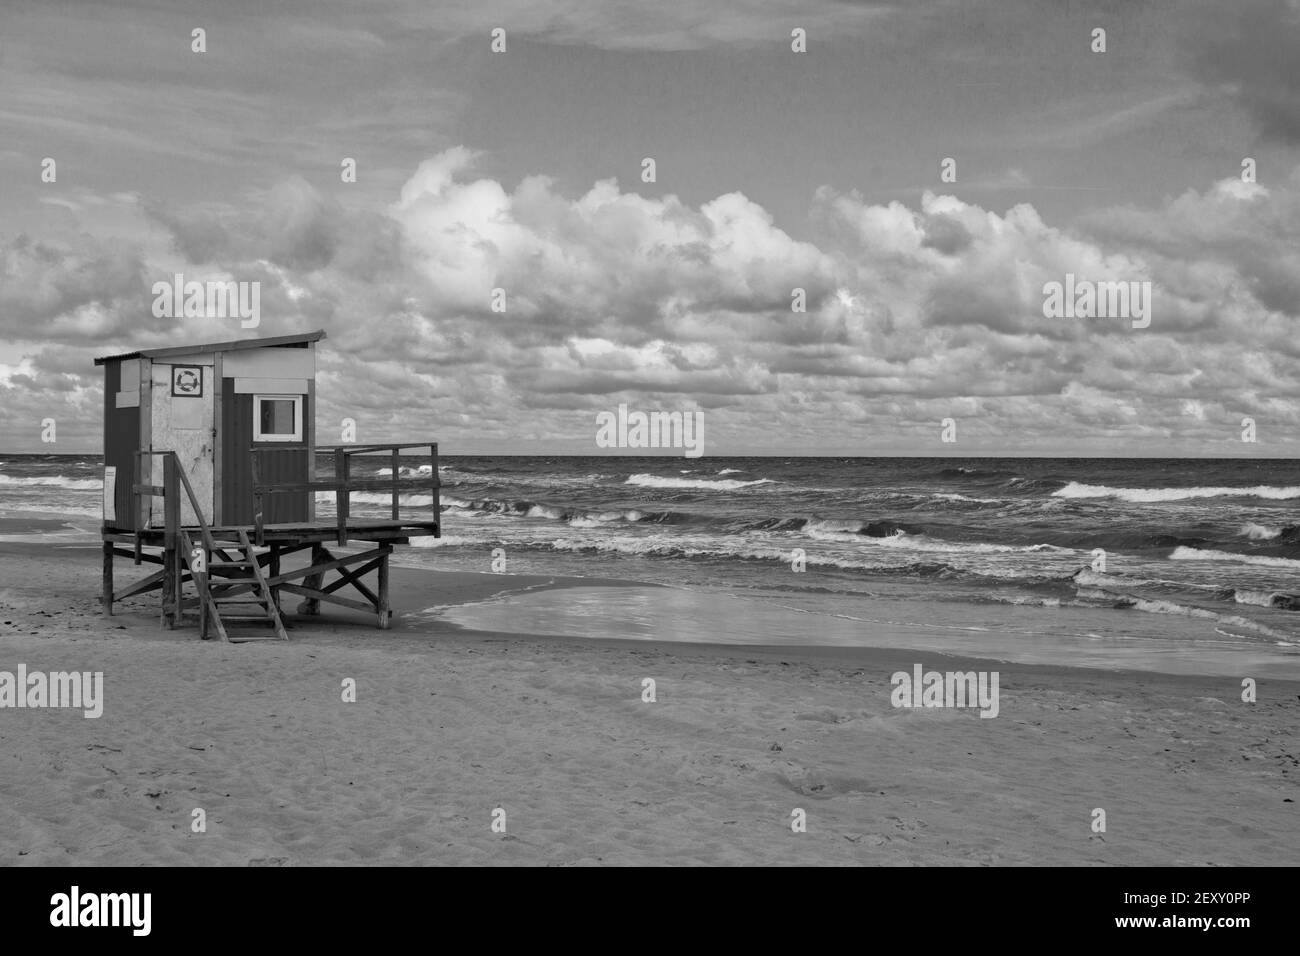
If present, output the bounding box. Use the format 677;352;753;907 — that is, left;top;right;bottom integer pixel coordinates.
0;235;153;342
4;146;1300;453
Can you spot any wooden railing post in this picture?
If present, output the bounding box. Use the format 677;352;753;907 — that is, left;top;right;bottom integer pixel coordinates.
251;451;265;546
133;451;143;563
430;442;440;530
163;454;179;550
391;448;400;520
162;454;180;627
102;539;114;615
336;450;350;546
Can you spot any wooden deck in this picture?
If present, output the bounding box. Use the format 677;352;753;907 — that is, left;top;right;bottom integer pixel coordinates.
108;518;440;546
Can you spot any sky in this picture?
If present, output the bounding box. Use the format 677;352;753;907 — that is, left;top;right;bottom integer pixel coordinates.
1;0;1299;455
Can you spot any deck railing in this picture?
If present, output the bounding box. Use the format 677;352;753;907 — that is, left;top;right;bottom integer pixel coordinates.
249;442;440;546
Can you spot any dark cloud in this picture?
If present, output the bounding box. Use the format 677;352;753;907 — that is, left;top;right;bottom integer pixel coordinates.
0;235;157;342
1186;0;1300;144
920;214;973;256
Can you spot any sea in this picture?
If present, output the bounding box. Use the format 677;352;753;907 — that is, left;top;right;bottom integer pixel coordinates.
3;454;1299;674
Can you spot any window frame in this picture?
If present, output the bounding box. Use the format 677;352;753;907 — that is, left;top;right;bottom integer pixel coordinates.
252;393;304;443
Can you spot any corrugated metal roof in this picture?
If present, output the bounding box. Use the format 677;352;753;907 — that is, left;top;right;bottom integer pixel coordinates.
93;330;326;366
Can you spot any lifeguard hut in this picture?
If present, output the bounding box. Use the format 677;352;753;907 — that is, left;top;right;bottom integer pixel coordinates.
96;330;440;641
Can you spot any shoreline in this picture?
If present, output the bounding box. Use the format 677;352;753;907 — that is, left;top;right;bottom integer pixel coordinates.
3;500;1299;680
2;537;1298;683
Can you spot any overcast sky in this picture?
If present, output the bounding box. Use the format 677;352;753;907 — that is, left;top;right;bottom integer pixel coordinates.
2;0;1299;455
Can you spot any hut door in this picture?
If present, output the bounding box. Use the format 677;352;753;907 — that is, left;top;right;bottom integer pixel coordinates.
152;364;216;528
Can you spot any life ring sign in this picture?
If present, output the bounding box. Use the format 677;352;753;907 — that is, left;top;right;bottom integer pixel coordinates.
171;365;203;397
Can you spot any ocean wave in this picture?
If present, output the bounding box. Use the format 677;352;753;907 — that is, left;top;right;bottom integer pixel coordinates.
375;464;437;477
543;534;962;576
803;518;891;536
409;534;477;548
1169;546;1300;569
804;524;1067;555
625;473;774;491
1240;522;1290;541
1054;481;1300;502
568;509;646;528
937;466;1013;480
0;474;101;490
1071;568;1151;589
438;495;673;527
1072;582;1298;638
1124;601;1294;640
1004;475;1067;492
1231;589;1300;610
929;492;1002;504
983;594;1065;608
0;504;103;521
525;503;567;521
748;517;922;537
1052;530;1210;551
1242;523;1281;540
320;491;437;507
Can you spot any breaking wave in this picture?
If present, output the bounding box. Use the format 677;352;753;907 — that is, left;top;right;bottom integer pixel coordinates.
1169;546;1300;569
0;474;101;490
1054;482;1300;502
624;473;775;491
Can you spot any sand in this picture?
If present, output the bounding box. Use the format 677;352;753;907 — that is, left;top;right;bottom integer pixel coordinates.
1;540;1297;866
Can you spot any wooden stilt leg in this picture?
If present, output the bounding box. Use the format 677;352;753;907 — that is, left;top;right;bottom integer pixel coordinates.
377;550;390;629
161;546;176;628
269;544;281;612
298;544;325;615
175;548;184;628
102;538;114;615
199;558;209;640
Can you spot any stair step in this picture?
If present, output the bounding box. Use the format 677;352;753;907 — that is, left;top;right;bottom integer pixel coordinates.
185;527;289;643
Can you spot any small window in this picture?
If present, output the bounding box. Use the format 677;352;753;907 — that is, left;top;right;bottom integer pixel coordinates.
253;394;303;442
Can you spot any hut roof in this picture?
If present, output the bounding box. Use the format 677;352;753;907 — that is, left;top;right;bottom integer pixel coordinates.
94;330;326;366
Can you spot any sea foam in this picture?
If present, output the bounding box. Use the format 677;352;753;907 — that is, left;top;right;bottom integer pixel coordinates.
1054;482;1300;502
625;473;774;491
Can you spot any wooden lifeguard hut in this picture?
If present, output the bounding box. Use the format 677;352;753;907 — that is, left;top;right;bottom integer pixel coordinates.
96;330;440;641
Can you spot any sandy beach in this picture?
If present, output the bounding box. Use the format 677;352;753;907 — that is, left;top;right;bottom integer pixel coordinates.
1;539;1296;866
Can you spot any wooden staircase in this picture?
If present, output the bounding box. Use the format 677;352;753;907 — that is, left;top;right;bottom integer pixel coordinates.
140;450;288;643
180;529;288;642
